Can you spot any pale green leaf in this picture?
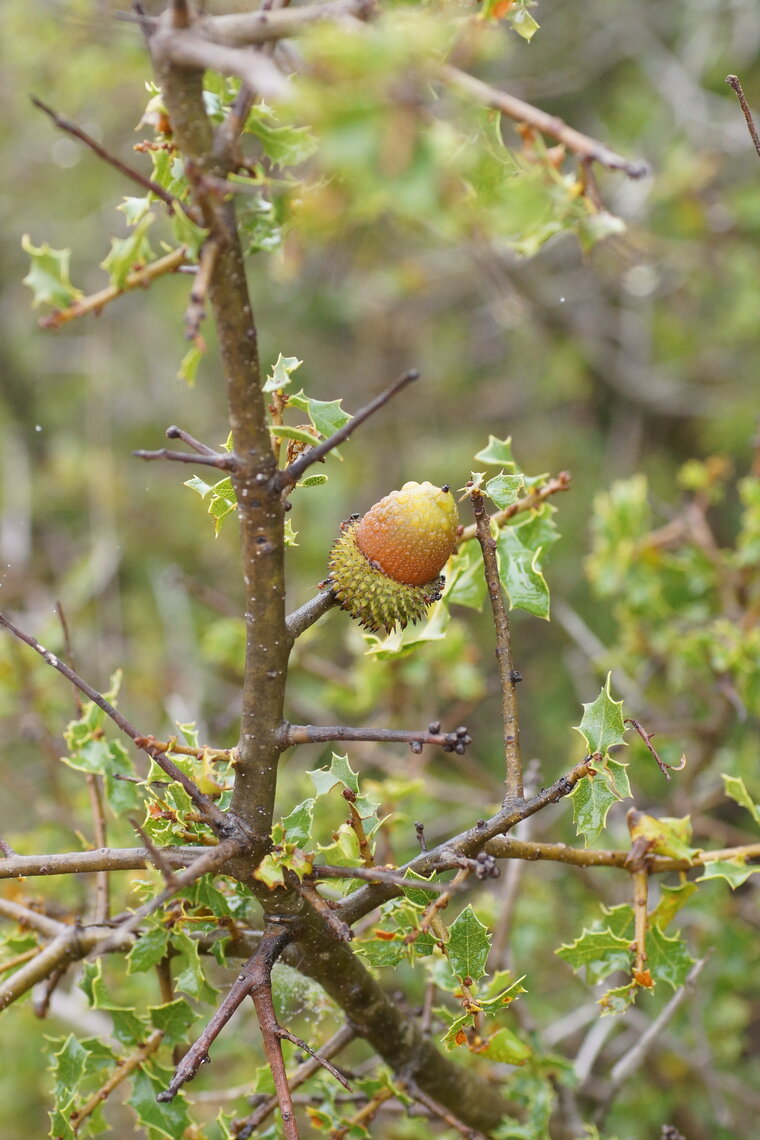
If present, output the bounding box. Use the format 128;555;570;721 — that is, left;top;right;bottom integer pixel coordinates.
22;234;83;309
447;906;491;982
574;674;627;756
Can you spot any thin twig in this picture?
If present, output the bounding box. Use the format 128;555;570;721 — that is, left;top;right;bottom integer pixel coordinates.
401;1078;491;1140
30;97;185;214
625;718;686;781
338;757;593;923
275;369;420;489
312;865;463;894
202;0;374;47
630;869;651;986
470;487;523;801
0;610;230;834
295;877;353;942
234;1024;357;1136
456;471;571;547
280;722;471;754
440;66;649;179
726;75;760;158
483;835;760;874
152;27;287;99
38;246;189;330
165;424;220;456
132;446;236;469
277;1027;352;1091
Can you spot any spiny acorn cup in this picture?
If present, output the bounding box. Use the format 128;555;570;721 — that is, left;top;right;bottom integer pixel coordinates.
328;481;459;634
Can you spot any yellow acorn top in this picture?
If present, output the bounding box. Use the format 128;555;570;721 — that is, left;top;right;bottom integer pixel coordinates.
355;481;459;586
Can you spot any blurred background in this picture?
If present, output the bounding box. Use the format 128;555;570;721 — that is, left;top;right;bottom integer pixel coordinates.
0;1;758;1136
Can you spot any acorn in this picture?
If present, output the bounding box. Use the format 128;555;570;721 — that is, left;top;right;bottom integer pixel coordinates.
328;481;459;633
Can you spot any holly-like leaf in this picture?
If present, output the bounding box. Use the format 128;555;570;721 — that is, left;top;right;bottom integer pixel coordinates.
281;797;315;845
127;926;170;975
480;1025;532;1063
288;391;352;438
722;774;760;826
556;927;632;984
149;998;196;1045
445;541;486;611
177;343;204;385
169;202;209;259
485;472;525;510
22;234;83;309
244;104;318;168
496;524;551;619
308;752;360;797
100;212;156;289
184;474;237;535
646;925;695;990
697;858;759;889
574;674;627;757
474;436;517;470
447;906;491;982
129;1067;191;1140
570;769;621;846
262;353;303;392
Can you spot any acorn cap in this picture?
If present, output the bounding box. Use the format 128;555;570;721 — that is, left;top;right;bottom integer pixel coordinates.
327;481;458;634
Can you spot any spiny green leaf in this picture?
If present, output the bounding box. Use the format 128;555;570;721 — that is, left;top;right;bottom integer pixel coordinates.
177;343;204;385
22;234;83;309
556;927;631;983
447;906;491;982
281;798;315;845
100;212;156;289
574;674;627;757
169;202;209;259
570;769;621;846
496;524;550;618
722;774;760;826
149;998;196;1045
485;472;525;510
697;858;759;889
288;391;352;438
262;353;303;392
628;812;696;861
480;1025;532;1063
129;1067;191;1140
308;752;360;796
127;926;170;975
474;435;517;470
445;541;486;611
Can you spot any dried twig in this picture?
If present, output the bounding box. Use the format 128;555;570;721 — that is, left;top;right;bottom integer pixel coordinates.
470;486;523;801
275;369;420;489
0;845;201;879
31;97;184;214
184;238;218;338
625;718;687;781
726;75;760;158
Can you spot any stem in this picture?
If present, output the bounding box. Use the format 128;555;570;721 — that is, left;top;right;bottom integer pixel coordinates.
440;65;649;179
38;246;188;330
0;846;202;878
152;31;290;853
280;722;471;753
285;589;338;640
470;488;523;801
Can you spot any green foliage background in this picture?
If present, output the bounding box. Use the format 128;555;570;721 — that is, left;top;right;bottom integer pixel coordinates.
0;1;758;1137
